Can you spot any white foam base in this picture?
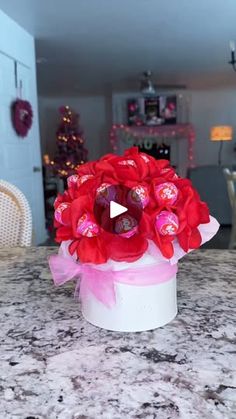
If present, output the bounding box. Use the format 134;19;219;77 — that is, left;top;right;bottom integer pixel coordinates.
81;275;177;332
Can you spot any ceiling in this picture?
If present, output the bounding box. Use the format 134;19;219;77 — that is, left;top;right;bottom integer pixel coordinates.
0;0;236;96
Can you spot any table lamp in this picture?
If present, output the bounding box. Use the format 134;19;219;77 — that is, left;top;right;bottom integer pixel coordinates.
210;125;233;166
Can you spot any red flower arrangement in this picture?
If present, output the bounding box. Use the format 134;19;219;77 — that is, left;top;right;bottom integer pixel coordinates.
12;99;33;137
54;147;210;264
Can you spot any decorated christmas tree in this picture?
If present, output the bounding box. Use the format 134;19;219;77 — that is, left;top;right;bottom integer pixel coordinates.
52;105;88;178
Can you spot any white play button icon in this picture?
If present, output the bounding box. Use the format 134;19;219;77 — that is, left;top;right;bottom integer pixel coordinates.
110;200;128;219
94;185;143;233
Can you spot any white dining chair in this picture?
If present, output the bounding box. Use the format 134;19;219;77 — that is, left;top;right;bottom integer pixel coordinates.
0;180;32;246
223;168;236;249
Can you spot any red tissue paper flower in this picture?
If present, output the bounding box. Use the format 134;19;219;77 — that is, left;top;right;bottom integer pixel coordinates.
53;147;210;264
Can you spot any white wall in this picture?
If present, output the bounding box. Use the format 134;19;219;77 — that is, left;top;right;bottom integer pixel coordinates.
0;9;34;66
191;89;236;167
39;95;112;162
0;9;47;244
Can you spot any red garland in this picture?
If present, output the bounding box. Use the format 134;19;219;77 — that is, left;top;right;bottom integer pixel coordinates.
12;99;33;137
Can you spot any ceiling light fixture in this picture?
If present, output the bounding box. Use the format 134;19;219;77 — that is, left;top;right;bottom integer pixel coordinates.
140;71;156;96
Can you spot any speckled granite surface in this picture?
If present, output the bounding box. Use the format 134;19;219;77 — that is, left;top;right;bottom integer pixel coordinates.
0;247;235;419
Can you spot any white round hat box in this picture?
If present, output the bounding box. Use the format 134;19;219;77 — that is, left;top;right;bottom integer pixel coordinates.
81;253;177;332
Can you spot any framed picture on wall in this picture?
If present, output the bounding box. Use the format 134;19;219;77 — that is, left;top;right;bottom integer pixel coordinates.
127;99;144;126
144;98;162;126
127;95;177;126
159;95;177;125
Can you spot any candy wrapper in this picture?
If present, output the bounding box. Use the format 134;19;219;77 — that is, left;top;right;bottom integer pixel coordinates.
128;185;149;209
154;182;178;206
155;211;179;236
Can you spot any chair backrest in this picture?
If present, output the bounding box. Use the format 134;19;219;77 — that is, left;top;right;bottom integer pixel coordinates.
223;168;236;209
0;180;32;246
188;165;232;224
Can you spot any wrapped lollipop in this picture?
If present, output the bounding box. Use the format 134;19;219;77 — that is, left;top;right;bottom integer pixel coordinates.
55;202;71;226
114;214;138;238
67;174;79;188
76;213;100;237
96;183;117;207
127;185;149;209
155;182;178;206
155;210;179;236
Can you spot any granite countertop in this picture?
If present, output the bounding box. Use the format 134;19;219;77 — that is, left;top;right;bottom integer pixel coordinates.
0;247;236;419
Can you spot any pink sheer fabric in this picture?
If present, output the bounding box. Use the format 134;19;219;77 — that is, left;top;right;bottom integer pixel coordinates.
49;254;177;308
49;215;219;308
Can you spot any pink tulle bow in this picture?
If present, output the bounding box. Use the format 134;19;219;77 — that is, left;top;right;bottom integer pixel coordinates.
49;254;178;308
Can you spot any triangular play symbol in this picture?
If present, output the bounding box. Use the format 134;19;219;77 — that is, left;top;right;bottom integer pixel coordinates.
110;200;128;219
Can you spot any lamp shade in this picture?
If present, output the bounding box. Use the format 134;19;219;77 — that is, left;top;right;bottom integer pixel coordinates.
210;126;233;141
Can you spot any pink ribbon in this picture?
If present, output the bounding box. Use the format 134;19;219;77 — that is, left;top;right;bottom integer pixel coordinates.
49;255;178;308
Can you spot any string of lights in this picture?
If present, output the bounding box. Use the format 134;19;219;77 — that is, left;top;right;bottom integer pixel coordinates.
109;124;195;168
